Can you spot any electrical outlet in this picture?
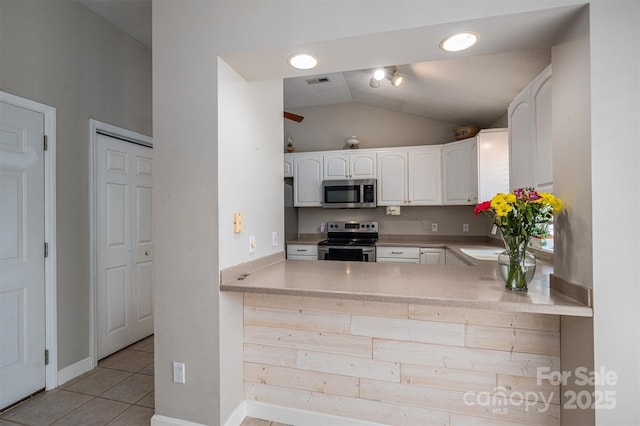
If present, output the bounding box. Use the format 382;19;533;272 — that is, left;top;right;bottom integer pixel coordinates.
463;223;469;232
320;222;326;232
432;223;438;232
272;231;278;247
249;235;256;253
173;362;185;384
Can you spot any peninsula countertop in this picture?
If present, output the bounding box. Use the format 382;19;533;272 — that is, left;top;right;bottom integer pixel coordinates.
221;243;592;317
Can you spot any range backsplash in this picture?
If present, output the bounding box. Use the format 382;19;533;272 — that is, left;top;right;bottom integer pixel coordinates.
297;205;492;236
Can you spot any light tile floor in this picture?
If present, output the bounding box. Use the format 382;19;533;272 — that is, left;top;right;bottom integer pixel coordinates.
1;336;284;426
0;335;155;426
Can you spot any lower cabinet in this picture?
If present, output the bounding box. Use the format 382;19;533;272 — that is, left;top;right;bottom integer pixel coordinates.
445;249;470;266
419;248;445;265
286;244;318;260
376;246;420;264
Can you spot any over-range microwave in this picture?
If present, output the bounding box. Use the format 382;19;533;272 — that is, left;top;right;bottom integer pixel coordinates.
322;179;376;208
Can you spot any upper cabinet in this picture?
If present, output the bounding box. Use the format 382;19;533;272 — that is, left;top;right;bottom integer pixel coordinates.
284;153;293;178
293;153;323;207
408;147;441;205
377;147;441;206
476;129;509;202
442;138;477;205
442;129;509;205
377;151;408;205
323;152;376;180
508;65;552;192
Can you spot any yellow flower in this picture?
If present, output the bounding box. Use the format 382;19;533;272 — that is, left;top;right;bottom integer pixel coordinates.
495;203;513;217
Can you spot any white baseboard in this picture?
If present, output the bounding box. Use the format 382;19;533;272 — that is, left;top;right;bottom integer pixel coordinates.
223;400;248;426
154;400;385;426
151;414;208;426
239;400;386;426
57;356;94;386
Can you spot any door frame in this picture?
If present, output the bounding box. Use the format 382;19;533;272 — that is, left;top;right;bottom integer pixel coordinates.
89;119;152;367
0;91;57;390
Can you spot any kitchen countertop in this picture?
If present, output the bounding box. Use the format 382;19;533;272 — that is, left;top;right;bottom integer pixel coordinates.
221;242;592;317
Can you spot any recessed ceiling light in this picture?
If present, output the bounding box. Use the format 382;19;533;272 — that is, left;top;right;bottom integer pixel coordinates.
440;32;478;52
288;53;318;70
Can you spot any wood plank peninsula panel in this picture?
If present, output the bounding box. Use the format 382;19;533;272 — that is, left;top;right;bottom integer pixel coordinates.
243;293;561;426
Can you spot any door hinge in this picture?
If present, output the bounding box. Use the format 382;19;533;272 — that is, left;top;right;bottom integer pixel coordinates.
44;242;49;258
45;349;49;366
44;135;48;151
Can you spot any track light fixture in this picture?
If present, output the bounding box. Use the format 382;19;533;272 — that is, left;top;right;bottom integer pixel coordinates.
369;66;404;88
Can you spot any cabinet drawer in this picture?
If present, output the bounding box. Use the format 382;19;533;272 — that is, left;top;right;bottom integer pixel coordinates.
377;257;420;264
287;244;318;257
376;246;420;259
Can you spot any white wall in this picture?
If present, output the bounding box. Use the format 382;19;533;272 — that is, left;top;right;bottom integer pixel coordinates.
218;61;285;269
0;0;151;370
589;1;640;424
284;103;458;153
152;1;640;424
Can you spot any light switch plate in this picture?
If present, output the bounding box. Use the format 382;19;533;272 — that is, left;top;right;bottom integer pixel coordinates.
249;235;256;253
233;213;243;233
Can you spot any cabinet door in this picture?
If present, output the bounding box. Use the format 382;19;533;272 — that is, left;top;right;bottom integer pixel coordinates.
532;67;553;192
409;148;441;205
323;153;349;180
293;154;323;207
508;87;534;191
442;139;476;205
476;129;509;202
350;153;376;179
419;248;445;265
377;151;408;205
284;154;293;177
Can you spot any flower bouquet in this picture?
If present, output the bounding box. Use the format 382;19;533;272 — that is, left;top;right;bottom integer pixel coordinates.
474;188;563;290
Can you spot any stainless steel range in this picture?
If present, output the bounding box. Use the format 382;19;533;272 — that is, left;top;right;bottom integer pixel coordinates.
317;221;378;262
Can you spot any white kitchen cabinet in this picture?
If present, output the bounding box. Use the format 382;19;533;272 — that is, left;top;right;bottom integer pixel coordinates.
377;147;441;206
445;249;470;266
376;246;420;264
419;248;445;265
532;66;553;192
377;151;408;205
476;129;509;202
442;138;478;205
293;153;323;207
508;65;553;192
442;130;508;205
284;153;293;177
409;148;442;205
286;244;318;260
323;152;376;180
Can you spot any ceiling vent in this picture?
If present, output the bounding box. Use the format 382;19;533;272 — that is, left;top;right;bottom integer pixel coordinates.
306;77;331;85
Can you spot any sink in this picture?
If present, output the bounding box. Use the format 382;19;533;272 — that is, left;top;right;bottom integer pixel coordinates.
460;247;504;261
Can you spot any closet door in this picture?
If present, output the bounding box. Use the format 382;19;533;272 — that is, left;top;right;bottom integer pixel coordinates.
96;134;153;359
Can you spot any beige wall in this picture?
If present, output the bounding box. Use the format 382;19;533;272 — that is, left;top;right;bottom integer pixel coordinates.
551;8;596;424
298;206;491;237
0;0;151;370
284;103;459;153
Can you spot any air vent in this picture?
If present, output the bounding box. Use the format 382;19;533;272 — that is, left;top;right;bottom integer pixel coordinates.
306;77;331;85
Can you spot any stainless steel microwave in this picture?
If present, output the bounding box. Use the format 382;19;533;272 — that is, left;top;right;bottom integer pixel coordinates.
322;179;376;208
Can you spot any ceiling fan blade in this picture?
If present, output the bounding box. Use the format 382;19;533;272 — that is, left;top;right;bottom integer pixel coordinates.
284;111;304;122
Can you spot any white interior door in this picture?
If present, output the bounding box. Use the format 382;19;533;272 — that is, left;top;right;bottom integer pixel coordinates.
0;101;46;409
96;133;153;359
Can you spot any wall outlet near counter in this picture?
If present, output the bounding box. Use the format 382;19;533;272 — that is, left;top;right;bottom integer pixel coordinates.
432;223;438;232
463;224;469;232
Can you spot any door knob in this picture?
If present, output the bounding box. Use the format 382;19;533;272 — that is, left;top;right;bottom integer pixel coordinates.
145;250;150;256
